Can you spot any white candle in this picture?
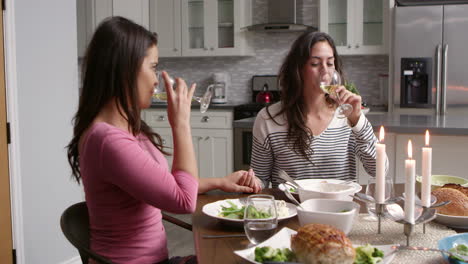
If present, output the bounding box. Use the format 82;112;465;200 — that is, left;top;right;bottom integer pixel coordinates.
405;140;416;224
421;130;432;207
375;126;386;203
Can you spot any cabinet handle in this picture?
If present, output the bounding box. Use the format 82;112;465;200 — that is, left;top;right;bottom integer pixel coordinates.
355;44;360;48
157;115;166;121
347;44;352;49
173;48;178;52
203;47;208;51
210;47;214;51
162;139;166;145
201;116;210;122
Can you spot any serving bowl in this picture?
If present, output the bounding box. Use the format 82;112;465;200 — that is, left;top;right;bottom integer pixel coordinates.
438;233;468;264
296;199;360;235
296;179;362;202
416;174;468;191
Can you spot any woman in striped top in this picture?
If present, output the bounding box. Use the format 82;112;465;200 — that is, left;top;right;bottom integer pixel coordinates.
251;31;388;188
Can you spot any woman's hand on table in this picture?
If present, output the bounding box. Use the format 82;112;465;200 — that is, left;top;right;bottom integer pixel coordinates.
221;169;262;193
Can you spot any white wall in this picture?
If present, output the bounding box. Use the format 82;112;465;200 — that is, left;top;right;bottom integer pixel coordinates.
13;0;83;263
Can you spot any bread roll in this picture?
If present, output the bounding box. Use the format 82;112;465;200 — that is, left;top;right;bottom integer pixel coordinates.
441;183;468;197
291;223;355;264
432;187;468;216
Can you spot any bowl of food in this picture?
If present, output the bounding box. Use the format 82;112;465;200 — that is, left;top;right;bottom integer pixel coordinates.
296;179;362;202
296;199;360;235
416;174;468;191
432;184;468;229
438;233;468;264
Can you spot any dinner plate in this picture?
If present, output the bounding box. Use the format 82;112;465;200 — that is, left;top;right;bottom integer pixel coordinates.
435;213;468;229
438;233;468;264
234;227;396;264
202;198;297;224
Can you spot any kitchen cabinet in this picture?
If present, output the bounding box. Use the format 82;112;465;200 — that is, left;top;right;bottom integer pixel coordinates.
357;132;396;185
394;134;468;183
77;0;150;57
149;0;253;57
319;0;391;55
143;109;233;178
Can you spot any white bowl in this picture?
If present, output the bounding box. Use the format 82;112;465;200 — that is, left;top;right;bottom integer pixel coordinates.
297;180;362;202
296;199;360;235
416;174;468;191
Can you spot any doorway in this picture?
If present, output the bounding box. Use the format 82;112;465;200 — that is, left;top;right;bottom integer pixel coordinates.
0;0;14;262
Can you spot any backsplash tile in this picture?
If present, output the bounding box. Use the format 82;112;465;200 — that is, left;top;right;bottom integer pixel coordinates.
157;0;389;106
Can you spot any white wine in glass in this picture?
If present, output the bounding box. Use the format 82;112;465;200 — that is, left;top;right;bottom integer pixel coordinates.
153;75;213;114
320;69;353;119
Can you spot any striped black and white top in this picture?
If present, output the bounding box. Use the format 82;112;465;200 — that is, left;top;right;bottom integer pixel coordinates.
251;102;387;188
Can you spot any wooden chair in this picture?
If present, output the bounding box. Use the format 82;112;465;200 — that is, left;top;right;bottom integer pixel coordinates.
60;202;193;264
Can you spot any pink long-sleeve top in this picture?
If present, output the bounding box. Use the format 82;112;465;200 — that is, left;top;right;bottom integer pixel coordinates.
80;122;199;264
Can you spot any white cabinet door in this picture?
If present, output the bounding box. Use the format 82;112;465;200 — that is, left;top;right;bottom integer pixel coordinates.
143;109;233;178
112;0;150;28
77;0;150;57
394;134;468;183
319;0;391;55
192;128;233;178
149;0;182;57
180;0;253;57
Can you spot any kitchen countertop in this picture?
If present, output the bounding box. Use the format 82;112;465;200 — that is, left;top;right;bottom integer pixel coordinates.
233;112;468;135
150;102;239;110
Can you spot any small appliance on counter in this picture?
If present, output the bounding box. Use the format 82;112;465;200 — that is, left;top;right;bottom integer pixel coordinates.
211;72;230;104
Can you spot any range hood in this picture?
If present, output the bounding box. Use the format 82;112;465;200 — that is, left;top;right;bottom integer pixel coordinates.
245;0;317;33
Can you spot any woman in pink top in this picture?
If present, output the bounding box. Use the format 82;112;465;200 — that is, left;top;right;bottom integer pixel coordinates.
66;17;260;264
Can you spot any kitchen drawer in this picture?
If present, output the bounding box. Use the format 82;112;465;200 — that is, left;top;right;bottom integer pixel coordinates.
144;109;171;128
191;110;232;129
143;109;233;129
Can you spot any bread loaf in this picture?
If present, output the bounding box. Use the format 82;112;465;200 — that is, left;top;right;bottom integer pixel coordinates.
441;183;468;197
290;223;355;264
432;187;468;216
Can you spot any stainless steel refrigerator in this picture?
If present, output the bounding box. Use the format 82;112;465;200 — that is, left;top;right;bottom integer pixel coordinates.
392;4;468;115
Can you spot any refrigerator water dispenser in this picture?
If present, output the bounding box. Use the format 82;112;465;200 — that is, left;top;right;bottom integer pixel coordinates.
400;57;432;108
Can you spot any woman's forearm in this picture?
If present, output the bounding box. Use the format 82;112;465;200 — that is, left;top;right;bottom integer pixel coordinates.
171;124;198;179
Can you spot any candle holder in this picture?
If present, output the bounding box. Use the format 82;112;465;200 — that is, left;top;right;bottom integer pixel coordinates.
421;199;451;234
393;206;437;246
352;193;403;234
386;194;450;246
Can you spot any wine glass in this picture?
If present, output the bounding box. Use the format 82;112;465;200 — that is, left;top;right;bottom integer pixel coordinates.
365;176;394;221
320;68;353;119
243;194;278;245
153;71;213;113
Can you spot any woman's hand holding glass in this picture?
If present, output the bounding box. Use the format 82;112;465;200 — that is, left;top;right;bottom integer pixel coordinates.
319;69;356;119
160;71;196;128
154;71;213;113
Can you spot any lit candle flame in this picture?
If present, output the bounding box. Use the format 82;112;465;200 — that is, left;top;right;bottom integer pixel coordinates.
379;126;385;142
425;130;430;146
408;140;413;159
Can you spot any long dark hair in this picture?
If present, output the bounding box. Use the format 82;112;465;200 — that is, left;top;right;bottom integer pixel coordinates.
272;31;343;162
67;16;168;184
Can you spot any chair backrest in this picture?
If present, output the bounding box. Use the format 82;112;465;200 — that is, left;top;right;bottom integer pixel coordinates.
60;202;114;264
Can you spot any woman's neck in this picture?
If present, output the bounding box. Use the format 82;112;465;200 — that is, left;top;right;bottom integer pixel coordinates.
95;99;130;132
304;89;330;115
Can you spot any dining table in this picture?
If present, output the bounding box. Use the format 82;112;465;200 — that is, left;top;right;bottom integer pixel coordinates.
191;184;466;264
